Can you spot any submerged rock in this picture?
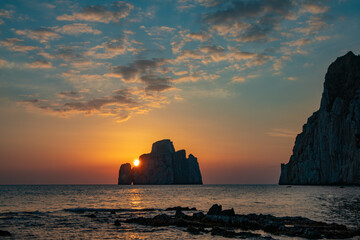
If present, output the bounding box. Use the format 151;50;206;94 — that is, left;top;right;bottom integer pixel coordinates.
280;51;360;185
118;139;202;185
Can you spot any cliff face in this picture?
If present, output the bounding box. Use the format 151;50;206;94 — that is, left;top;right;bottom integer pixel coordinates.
118;139;202;185
279;51;360;185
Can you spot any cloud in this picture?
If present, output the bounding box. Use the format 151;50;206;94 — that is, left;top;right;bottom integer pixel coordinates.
86;38;133;59
175;45;265;67
141;75;173;92
267;128;298;138
205;0;296;42
300;0;330;14
292;16;328;35
16;28;60;43
56;46;84;61
107;58;168;81
106;58;173;92
58;91;82;99
232;74;258;83
55;23;102;35
144;26;176;36
196;0;222;7
25;60;54;69
0;9;12;25
0;38;39;52
0;58;15;68
186;31;211;42
232;76;245;82
57;2;134;23
37;51;56;60
19;88;157;123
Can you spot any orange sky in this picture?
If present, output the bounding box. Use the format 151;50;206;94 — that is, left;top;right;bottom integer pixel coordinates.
1;0;360;184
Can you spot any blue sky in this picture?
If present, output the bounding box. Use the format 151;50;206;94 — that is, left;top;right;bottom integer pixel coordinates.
0;0;360;184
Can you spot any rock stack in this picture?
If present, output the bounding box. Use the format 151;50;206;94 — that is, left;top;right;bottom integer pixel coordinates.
118;139;202;185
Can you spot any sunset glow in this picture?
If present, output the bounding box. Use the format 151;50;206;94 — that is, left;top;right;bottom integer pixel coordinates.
134;159;140;167
0;0;359;184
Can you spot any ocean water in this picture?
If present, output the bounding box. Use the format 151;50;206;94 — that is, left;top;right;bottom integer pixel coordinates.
0;184;359;239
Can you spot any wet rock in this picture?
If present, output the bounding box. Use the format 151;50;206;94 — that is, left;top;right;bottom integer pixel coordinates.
175;209;186;219
165;206;197;211
207;204;222;215
187;225;201;235
114;220;121;226
192;212;205;219
207;204;235;216
124;204;360;239
0;230;11;236
222;208;235;216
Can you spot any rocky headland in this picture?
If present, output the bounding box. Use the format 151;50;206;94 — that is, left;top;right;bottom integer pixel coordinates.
279;51;360;185
118;139;202;185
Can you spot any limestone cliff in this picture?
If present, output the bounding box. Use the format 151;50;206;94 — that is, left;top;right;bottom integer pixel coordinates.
279;51;360;185
118;139;202;185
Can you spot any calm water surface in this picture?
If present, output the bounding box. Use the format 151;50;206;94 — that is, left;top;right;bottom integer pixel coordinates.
0;185;359;239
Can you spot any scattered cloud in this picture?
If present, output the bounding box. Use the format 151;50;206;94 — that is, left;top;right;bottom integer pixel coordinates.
58;91;83;99
186;31;211;42
196;0;222;7
0;9;12;25
3;0;338;123
205;0;296;42
57;2;134;23
0;58;15;68
0;38;39;52
106;58;173;92
25;60;54;69
16;28;60;43
55;23;102;35
300;1;330;14
144;26;176;36
232;74;258;83
86;38;134;59
292;16;328;35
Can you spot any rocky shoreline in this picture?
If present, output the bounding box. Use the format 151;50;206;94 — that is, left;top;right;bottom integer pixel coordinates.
3;204;359;239
123;204;360;239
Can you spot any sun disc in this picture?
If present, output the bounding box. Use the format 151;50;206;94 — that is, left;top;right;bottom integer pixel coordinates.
134;159;140;166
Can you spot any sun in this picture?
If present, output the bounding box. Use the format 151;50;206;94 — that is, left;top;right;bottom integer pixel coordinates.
134;159;140;167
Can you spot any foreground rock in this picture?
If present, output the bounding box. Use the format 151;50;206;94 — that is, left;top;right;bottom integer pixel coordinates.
0;230;11;236
118;139;202;185
125;204;360;239
280;51;360;185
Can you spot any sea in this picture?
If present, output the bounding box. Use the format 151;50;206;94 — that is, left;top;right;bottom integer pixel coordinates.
0;184;359;239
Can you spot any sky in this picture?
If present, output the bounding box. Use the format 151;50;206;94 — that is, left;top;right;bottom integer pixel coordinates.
0;0;360;184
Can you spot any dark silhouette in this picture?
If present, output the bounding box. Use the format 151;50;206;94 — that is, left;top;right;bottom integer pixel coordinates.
118;139;202;185
280;51;360;185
